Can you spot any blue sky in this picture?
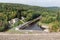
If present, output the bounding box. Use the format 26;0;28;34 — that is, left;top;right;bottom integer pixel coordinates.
0;0;60;7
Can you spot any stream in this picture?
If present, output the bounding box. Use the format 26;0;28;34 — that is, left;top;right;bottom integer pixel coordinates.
22;23;43;31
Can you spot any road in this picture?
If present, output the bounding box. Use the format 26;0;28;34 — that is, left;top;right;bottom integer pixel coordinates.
16;16;41;29
0;33;60;40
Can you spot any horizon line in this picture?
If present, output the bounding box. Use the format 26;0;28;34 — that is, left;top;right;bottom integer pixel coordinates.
0;2;60;7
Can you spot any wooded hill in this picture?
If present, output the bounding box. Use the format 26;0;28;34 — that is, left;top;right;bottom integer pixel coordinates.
0;3;60;32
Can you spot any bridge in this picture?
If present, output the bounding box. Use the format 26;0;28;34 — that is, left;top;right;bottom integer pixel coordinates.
15;16;42;30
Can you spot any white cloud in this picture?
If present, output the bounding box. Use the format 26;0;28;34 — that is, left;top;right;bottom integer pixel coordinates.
0;0;60;7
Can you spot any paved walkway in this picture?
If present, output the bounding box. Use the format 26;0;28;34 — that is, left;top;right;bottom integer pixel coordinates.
0;32;60;40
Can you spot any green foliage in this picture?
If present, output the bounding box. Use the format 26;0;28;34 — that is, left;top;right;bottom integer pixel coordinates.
0;3;60;32
12;20;23;27
0;13;8;31
0;3;44;31
56;11;60;21
0;26;5;32
32;13;40;19
42;12;48;17
0;21;9;32
41;16;56;24
49;21;60;32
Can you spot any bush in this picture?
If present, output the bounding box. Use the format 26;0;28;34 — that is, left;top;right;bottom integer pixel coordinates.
41;16;56;24
0;26;5;32
0;22;9;32
12;20;23;27
49;21;60;32
25;13;41;21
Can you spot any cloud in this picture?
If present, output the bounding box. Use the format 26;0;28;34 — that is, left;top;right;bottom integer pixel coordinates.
0;0;60;7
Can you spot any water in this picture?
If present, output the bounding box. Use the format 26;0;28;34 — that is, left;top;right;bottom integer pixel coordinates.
23;23;43;31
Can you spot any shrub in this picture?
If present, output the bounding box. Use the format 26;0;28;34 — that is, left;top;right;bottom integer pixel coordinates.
0;22;9;32
49;21;60;32
12;20;23;27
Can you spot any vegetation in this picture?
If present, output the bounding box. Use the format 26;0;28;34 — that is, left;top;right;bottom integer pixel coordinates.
0;3;60;32
0;3;43;31
12;20;24;27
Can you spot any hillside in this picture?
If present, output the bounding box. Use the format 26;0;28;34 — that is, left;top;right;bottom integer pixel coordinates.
0;3;47;12
46;7;60;11
0;3;47;32
0;3;60;32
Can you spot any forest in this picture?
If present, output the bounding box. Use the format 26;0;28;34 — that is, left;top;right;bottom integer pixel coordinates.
0;3;60;32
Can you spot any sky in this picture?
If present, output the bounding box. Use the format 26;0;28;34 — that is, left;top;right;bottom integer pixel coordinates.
0;0;60;7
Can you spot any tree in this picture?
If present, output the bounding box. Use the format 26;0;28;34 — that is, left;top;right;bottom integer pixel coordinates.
56;11;60;21
0;13;8;31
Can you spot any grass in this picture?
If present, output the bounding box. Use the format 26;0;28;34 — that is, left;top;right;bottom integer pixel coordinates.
6;30;25;34
6;29;34;34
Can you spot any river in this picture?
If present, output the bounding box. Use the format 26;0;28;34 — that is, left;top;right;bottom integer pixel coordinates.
21;23;43;31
